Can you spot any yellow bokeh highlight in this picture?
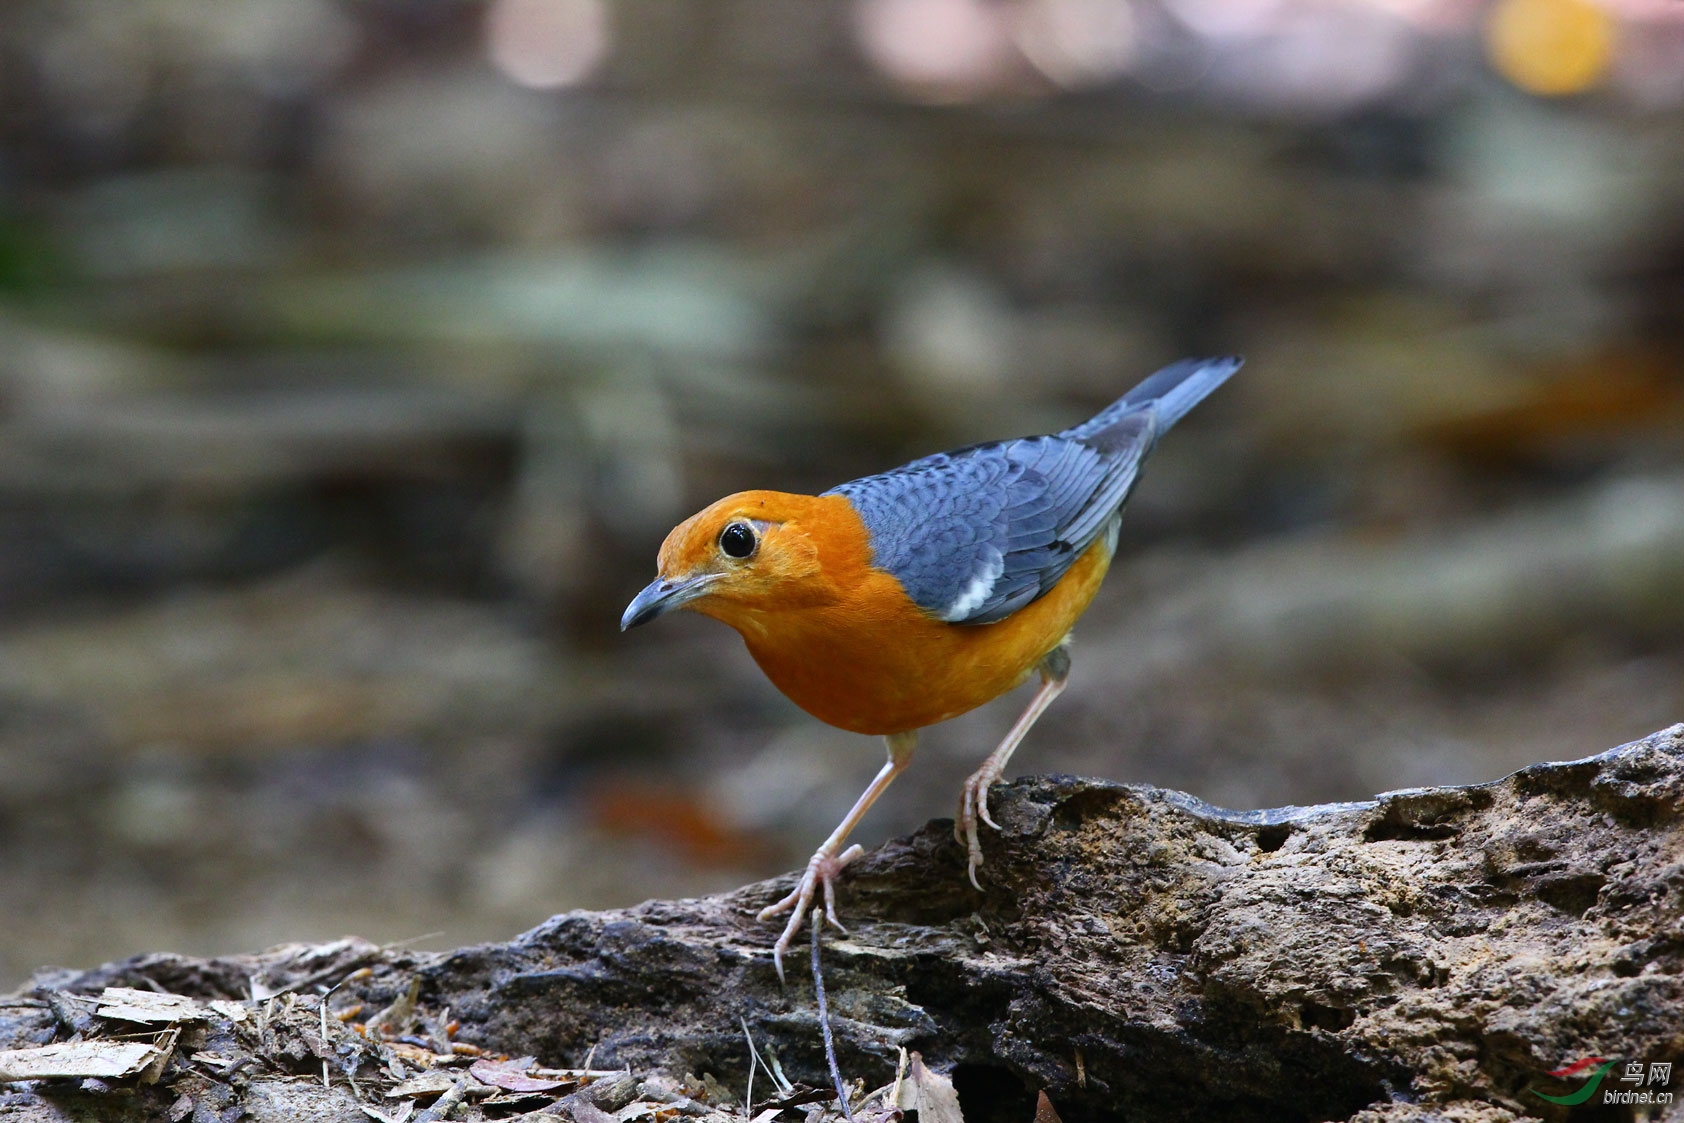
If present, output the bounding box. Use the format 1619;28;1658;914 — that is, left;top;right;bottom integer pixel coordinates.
1485;0;1614;97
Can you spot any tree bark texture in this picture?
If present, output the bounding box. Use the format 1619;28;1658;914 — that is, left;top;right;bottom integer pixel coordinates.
3;724;1682;1122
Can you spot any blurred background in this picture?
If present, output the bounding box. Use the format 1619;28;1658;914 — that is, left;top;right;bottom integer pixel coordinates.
2;0;1683;987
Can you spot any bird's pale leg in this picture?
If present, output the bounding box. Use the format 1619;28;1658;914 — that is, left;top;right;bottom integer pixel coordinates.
957;646;1070;889
759;730;917;981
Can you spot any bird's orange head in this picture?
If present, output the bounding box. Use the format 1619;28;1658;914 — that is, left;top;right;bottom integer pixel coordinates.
620;489;862;633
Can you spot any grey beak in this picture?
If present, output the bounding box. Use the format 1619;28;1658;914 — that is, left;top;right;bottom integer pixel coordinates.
620;573;718;630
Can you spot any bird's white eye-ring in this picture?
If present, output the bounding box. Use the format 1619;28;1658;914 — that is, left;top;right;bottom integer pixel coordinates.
718;521;757;559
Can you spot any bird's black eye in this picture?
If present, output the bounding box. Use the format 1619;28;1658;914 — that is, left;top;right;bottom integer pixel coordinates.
719;521;757;559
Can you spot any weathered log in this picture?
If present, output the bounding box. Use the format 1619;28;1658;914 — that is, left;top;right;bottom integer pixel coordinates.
3;724;1681;1122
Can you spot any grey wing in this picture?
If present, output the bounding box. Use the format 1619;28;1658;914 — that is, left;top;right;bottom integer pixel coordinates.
827;354;1238;625
825;412;1156;625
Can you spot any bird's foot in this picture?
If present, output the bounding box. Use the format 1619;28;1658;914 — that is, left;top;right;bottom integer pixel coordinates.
956;764;1004;890
758;843;865;982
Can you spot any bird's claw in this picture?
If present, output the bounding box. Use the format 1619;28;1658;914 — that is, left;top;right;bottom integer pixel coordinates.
956;765;1003;890
758;844;865;982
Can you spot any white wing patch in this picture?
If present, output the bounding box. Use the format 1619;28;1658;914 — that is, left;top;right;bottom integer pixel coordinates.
940;549;1005;621
1102;510;1123;556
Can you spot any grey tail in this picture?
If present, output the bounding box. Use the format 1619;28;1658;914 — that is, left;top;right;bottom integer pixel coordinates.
1063;355;1242;442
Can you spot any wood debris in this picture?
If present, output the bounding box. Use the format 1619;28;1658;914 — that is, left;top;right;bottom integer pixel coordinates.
0;1038;171;1082
96;986;211;1024
0;958;819;1122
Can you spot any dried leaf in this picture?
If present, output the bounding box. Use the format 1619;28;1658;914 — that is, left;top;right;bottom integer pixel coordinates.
298;937;363;963
361;1101;416;1123
571;1099;617;1123
895;1053;964;1123
532;1065;620;1081
1034;1090;1063;1123
680;1071;733;1104
477;1092;555;1110
383;1041;456;1067
95;987;209;1025
368;978;420;1033
387;1070;459;1098
0;1040;165;1082
137;1030;180;1084
469;1057;570;1093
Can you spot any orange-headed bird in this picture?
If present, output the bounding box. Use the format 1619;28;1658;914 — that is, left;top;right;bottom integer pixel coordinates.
622;356;1241;977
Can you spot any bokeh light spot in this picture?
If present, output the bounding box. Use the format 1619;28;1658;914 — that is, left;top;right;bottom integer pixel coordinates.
1485;0;1612;96
1162;0;1286;39
853;0;1013;102
486;0;611;90
1015;0;1138;89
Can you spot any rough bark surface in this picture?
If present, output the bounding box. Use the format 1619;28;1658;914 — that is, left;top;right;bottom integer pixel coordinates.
4;725;1682;1123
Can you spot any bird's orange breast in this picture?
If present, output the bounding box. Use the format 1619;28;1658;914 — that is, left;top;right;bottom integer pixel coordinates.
689;496;1115;736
